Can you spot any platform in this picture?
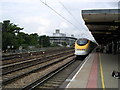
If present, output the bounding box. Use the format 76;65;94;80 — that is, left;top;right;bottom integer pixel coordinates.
60;52;119;89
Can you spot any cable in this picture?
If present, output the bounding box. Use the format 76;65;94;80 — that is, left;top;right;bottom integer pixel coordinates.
41;0;96;41
39;0;82;31
57;0;82;26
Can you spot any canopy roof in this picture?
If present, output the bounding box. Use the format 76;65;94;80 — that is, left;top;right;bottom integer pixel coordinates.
82;9;120;44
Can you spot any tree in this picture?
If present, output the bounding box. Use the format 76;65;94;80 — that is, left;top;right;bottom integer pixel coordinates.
16;33;39;49
29;33;39;46
2;20;23;33
2;20;23;50
2;20;51;52
62;42;67;46
39;35;51;47
2;32;15;50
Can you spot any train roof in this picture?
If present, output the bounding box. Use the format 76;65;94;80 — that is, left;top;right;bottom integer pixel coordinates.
77;37;98;45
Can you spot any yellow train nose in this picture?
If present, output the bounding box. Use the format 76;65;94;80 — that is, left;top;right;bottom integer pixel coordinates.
76;49;86;51
75;40;90;50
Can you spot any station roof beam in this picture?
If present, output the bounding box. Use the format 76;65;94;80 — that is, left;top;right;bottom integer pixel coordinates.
82;9;120;44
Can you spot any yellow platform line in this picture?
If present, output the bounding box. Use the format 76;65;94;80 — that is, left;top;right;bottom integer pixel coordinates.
99;53;105;90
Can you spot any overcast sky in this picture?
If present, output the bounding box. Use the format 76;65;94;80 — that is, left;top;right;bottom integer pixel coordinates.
0;0;119;40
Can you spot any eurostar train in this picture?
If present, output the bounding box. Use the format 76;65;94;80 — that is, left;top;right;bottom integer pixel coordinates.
74;38;97;56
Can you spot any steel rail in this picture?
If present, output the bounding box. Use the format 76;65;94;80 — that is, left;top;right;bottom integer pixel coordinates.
2;50;74;75
21;56;76;90
2;54;74;85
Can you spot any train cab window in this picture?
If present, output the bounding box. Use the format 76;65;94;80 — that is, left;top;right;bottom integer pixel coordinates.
77;39;88;46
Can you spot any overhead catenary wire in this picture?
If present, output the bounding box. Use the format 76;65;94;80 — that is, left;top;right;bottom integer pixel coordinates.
39;0;82;32
45;0;46;4
57;0;82;26
57;0;97;41
57;0;97;39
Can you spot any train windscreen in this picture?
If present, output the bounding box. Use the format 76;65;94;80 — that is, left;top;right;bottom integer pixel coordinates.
77;39;88;46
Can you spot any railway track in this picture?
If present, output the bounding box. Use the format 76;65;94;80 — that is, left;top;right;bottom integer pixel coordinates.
2;50;76;89
2;53;73;85
23;58;81;90
2;49;74;75
2;48;60;60
2;47;72;65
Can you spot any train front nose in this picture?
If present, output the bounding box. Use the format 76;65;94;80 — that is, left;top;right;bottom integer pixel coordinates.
75;50;88;55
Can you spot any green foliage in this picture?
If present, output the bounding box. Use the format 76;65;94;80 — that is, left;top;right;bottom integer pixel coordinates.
2;32;15;49
29;33;39;45
2;20;23;33
2;20;24;50
39;35;51;47
51;43;60;47
62;42;67;46
2;20;51;51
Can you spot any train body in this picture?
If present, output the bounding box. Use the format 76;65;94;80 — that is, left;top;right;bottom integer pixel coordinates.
74;38;97;56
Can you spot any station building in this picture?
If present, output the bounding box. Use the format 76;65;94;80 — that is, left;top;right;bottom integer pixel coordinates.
49;29;77;46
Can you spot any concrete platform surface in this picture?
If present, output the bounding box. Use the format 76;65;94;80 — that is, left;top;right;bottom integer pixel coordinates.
62;52;119;89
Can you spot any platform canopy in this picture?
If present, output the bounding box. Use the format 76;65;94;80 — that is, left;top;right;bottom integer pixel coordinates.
82;9;120;44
